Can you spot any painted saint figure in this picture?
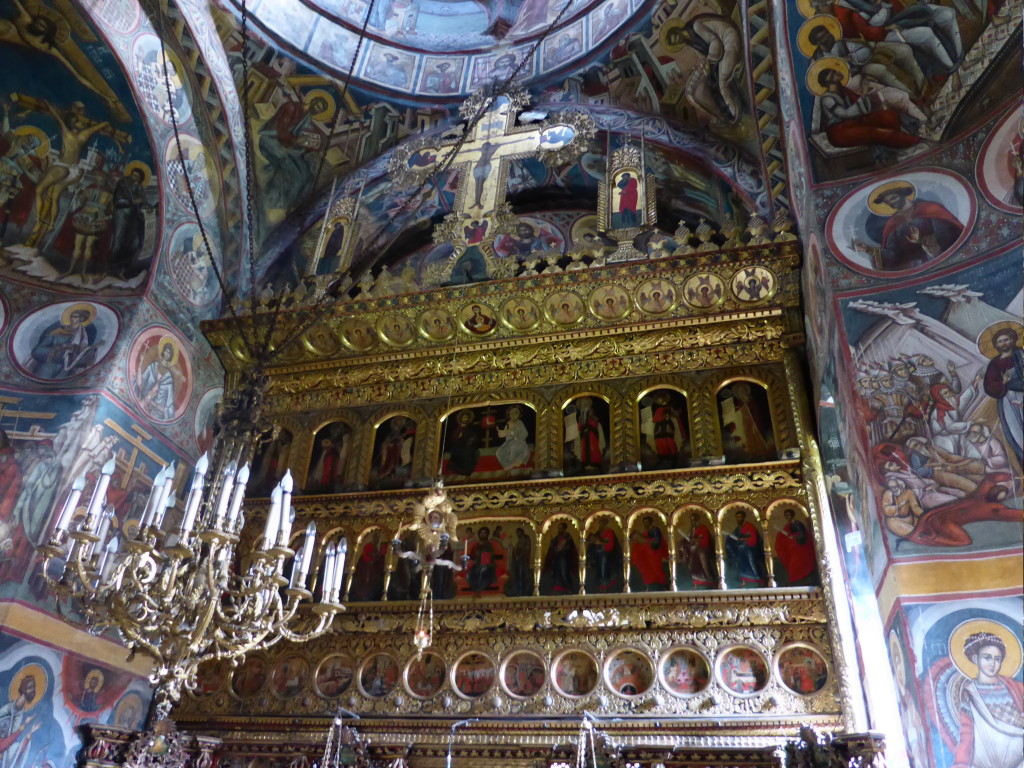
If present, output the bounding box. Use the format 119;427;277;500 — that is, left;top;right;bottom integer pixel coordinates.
136;340;182;422
495;405;531;469
857;182;964;271
629;515;669;591
611;172;639;229
28;304;98;379
677;512;717;589
542;521;579;595
0;667;42;768
981;326;1023;466
773;509;817;586
725;510;767;587
585;518;623;593
108;167;150;278
564;397;608;475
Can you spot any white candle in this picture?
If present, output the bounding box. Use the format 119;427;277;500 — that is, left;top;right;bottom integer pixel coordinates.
95;505;114;550
278;470;294;547
225;463;250;531
212;461;236;529
154;490;176;531
85;458;116;526
181;453;209;536
322;543;336;602
263;485;282;549
139;464;167;530
334;537;348;597
289;548;305;589
298;522;316;583
56;476;87;533
99;536;119;581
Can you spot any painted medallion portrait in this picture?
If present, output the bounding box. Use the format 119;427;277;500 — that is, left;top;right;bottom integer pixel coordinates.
441;403;536;483
419;308;456;341
502;651;546;698
660;648;710;696
377;314;415;347
270;655;309;699
717;646;769;695
976;107;1023;214
127;326;193;423
731;266;776;303
231;656;268;698
165;134;217;218
131;34;191;124
360;653;400;698
167;224;220;307
682;272;726;309
552;650;598;697
588;285;630;321
777;645;829;696
825;170;974;276
501;297;542;331
635;278;676;315
112;691;145;730
717;381;775;464
405;652;446;699
453;652;496;699
605;649;654;697
11;301;118;381
340;317;377;352
193;386;223;455
315;654;355;698
544;291;585;326
302;323;342;357
459;303;499;336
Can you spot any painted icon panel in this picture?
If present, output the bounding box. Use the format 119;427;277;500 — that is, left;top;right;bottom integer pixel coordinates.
660;649;710;696
717;646;769;695
717;381;775;464
639;388;690;470
563;395;611;476
440;403;535;483
370;415;416;490
502;651;546;698
552;650;598;697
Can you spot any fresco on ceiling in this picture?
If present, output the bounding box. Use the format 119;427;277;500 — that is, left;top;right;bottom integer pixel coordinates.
0;388;185;599
838;248;1023;561
785;0;1019;182
0;630;152;768
9;300;119;383
244;0;648;94
0;0;159;295
975;105;1023;215
893;597;1023;768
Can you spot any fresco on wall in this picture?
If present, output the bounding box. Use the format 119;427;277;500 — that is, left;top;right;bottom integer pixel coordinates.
440;403;535;484
787;0;1015;181
0;0;159;294
840;249;1023;558
902;598;1023;768
826;170;974;276
0;630;151;767
976;106;1024;215
0;389;183;594
10;301;119;381
126;326;193;424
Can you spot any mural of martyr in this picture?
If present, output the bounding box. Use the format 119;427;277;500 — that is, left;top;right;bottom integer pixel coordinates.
128;329;192;423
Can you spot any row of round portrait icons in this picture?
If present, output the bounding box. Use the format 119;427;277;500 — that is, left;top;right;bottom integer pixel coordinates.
220;642;830;704
328;267;778;352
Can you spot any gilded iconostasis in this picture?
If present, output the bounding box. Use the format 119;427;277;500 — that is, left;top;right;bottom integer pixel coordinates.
0;0;1020;765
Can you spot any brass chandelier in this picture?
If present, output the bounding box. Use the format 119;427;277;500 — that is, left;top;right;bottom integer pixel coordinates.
39;383;346;719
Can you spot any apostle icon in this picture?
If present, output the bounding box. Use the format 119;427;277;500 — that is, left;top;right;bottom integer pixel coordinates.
724;509;768;588
611;171;640;229
540;520;580;596
584;517;624;594
370;416;416;490
563;396;610;475
639;389;690;470
676;510;718;590
717;381;775;464
307;421;350;494
770;505;819;586
629;514;670;592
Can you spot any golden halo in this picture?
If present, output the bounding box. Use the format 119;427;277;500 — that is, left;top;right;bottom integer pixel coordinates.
796;0;819;17
85;668;105;691
124;161;152;186
9;664;47;711
124;518;141;539
12;125;50;158
156;335;180;366
659;17;689;53
867;180;917;215
950;619;1021;678
570;214;599;246
304;89;336;123
61;302;97;326
977;320;1024;359
797;16;842;58
806;57;848;96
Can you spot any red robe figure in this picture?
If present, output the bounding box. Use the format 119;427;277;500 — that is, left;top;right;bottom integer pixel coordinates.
542;521;579;594
866;184;964;270
678;513;717;588
611;172;640;228
630;515;669;590
774;509;817;585
652;392;688;466
0;444;25;583
725;510;767;586
349;534;386;601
